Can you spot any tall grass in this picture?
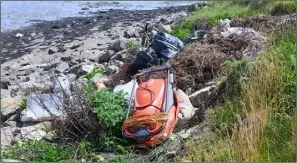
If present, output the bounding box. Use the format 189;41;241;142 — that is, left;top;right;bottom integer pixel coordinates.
182;27;296;162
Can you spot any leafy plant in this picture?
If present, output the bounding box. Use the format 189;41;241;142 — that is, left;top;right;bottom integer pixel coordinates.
126;41;136;49
84;68;104;81
19;97;27;110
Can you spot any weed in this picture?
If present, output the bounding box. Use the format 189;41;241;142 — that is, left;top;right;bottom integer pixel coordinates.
126;41;136;49
19;97;27;110
271;1;296;15
84;68;104;81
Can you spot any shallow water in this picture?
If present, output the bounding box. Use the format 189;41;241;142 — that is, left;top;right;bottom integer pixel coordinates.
1;1;194;32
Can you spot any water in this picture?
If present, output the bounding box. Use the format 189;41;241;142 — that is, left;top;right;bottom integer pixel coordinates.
1;1;194;32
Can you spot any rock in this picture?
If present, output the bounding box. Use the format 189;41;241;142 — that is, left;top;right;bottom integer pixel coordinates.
220;18;231;28
1;96;22;122
52;74;71;96
8;81;52;97
1;159;22;162
124;26;138;38
69;42;84;49
187;4;197;13
21;123;49;140
189;85;216;107
66;64;82;74
1;89;10;98
1;81;10;89
109;60;124;68
48;47;59;54
110;50;129;62
98;50;116;62
30;32;37;37
114;80;138;100
90;73;108;84
66;73;77;81
1;127;15;146
105;65;119;76
193;30;208;41
158;24;172;33
109;39;127;52
20;94;65;123
4;121;18;128
15;33;24;38
56;62;70;73
78;64;95;76
61;56;73;62
160;17;170;24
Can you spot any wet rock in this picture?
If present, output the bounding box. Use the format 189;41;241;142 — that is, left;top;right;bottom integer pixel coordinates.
15;33;24;38
48;47;59;54
98;50;116;62
1;96;22;122
158;24;172;33
105;65;119;76
56;62;70;73
8;81;52;97
109;39;127;52
20;94;64;122
78;64;95;76
189;85;216;107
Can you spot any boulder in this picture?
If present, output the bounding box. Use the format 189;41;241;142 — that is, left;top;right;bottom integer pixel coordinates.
20;94;65;123
98;50;116;62
56;62;70;73
1;96;22;122
158;24;172;33
124;26;138;38
189;85;216;107
110;50;129;62
109;39;127;52
4;121;18;128
78;64;95;76
48;47;59;54
66;64;82;75
114;80;138;100
8;81;52;97
66;73;77;81
105;65;119;76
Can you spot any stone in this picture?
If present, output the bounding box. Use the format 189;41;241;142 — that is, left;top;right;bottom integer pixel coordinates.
1;127;16;146
8;81;52;97
1;81;9;89
15;33;24;38
48;47;59;54
1;89;10;98
98;50;116;62
21;123;48;140
189;85;216;107
187;4;197;13
56;62;70;73
30;32;37;37
52;74;71;96
20;94;65;122
66;73;77;81
1;96;22;122
110;50;129;62
123;26;138;38
113;79;138;100
66;64;82;75
109;39;127;52
1;159;22;162
158;24;172;33
69;42;84;49
4;121;18;128
78;64;95;76
109;60;124;68
193;30;208;41
105;65;119;76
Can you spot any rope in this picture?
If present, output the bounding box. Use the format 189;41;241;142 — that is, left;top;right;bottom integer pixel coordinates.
122;112;169;130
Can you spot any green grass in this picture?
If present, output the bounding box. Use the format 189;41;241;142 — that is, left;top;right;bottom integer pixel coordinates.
271;1;296;15
171;1;269;40
183;26;296;162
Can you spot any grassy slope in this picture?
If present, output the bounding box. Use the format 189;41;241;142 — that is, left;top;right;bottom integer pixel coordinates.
180;1;296;162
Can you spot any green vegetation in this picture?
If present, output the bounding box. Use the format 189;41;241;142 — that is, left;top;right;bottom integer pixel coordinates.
171;1;269;40
271;1;296;15
19;97;27;110
183;27;296;162
84;68;104;80
126;41;136;49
